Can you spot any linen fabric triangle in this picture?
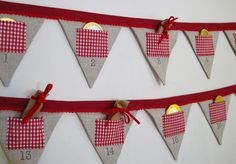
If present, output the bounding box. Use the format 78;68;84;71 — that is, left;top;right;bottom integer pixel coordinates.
198;95;230;145
0;111;62;164
145;104;191;160
131;28;178;85
77;111;137;164
0;14;44;87
184;31;219;78
224;30;236;55
59;20;121;88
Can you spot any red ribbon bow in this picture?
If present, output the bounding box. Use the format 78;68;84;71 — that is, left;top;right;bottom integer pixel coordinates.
22;84;53;124
104;107;140;124
158;16;178;44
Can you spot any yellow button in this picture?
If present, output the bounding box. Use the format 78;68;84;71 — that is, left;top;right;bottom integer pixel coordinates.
214;95;224;103
83;22;103;31
0;17;16;22
200;29;209;36
166;104;182;114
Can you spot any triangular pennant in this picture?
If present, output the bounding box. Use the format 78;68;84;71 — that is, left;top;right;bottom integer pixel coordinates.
77;112;137;164
198;95;230;144
0;111;62;164
131;28;178;84
145;104;191;160
184;31;219;78
0;14;44;87
59;20;121;88
224;30;236;54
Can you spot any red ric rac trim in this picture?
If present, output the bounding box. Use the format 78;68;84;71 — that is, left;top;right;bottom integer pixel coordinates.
0;84;236;113
0;1;236;31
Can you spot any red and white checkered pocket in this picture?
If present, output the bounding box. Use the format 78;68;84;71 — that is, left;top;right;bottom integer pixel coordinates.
76;29;108;58
162;111;185;138
95;119;124;147
146;32;170;58
6;117;45;150
195;35;214;56
0;21;26;54
209;101;227;124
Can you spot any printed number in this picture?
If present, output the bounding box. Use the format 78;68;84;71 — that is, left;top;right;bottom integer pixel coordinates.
4;54;7;63
20;151;31;160
106;147;114;156
172;136;179;144
91;59;96;67
157;58;161;64
216;122;222;129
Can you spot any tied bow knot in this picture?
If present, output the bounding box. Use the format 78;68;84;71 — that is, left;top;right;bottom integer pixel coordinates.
22;84;53;124
158;16;178;44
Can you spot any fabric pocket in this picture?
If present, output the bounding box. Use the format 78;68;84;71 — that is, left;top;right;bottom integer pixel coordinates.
195;35;214;56
146;32;170;58
209;101;227;124
162;111;185;138
0;20;26;54
76;29;108;58
6;117;45;150
95;119;124;147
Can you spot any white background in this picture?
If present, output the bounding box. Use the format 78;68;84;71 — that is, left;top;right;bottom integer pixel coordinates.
0;0;236;163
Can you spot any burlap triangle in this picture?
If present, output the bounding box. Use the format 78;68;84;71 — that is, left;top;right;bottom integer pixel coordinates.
131;28;178;84
0;111;62;164
77;111;137;164
184;31;219;78
198;95;230;144
0;14;44;87
224;30;236;54
59;20;121;88
145;104;191;160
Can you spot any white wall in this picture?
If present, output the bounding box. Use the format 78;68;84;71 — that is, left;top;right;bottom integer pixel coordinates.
0;0;236;163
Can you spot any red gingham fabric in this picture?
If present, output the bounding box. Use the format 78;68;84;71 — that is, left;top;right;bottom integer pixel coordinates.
195;35;214;56
0;21;26;53
6;117;45;150
146;32;170;58
95;119;124;147
162;111;185;138
209;101;227;124
76;29;108;58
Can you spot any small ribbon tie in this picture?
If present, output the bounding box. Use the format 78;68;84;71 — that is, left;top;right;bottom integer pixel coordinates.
158;16;178;44
22;84;53;124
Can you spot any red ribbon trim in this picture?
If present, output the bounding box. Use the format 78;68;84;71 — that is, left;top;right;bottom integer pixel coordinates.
0;84;235;113
0;1;236;31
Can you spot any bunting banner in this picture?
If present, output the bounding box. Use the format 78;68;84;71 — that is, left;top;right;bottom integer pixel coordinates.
0;111;62;164
0;13;44;86
0;1;236;87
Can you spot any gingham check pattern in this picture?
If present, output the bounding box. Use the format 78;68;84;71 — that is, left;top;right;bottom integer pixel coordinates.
209;101;227;124
76;29;108;57
6;117;45;150
162;111;185;138
0;21;26;53
146;32;170;57
195;35;214;56
95;119;124;147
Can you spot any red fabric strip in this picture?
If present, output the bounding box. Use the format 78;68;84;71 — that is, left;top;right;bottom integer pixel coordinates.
1;1;236;31
0;84;236;113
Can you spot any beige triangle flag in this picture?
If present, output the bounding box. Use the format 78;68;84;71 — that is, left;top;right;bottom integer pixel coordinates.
184;31;219;78
198;95;230;144
0;14;44;87
59;20;121;88
146;104;191;160
77;111;137;164
224;30;236;54
131;28;178;84
0;111;62;164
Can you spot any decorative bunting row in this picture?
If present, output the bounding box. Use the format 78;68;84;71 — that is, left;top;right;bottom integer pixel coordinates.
0;84;235;164
0;2;236;87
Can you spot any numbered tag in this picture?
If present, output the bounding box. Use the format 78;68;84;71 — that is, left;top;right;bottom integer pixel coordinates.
106;147;115;156
20;151;32;160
